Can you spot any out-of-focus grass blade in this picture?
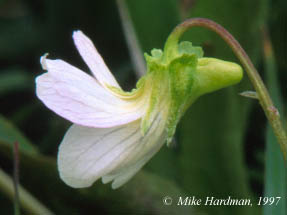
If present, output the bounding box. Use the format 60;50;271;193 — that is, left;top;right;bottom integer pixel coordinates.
0;167;54;215
263;29;286;215
0;115;38;154
116;0;146;77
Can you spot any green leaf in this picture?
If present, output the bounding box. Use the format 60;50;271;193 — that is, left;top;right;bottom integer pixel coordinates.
263;30;286;215
0;115;38;155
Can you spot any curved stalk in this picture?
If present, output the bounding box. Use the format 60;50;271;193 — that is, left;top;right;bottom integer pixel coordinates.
164;18;287;161
0;168;54;215
13;142;20;215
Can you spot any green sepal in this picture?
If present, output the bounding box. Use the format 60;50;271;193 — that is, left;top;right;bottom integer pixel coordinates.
151;49;163;59
178;41;204;58
138;39;243;143
166;53;198;143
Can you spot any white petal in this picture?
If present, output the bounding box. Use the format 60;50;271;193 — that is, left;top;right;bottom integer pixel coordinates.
36;57;146;127
104;132;165;189
73;30;121;88
57;114;166;188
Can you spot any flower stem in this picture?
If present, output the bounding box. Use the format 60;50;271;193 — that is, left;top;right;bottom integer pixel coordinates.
0;167;54;215
13;142;20;215
164;18;287;162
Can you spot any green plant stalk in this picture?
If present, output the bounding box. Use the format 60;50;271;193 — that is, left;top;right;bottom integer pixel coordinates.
13;142;20;215
164;18;287;162
0;168;54;215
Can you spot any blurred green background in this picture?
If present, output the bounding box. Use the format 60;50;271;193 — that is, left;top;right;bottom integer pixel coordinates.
0;0;286;214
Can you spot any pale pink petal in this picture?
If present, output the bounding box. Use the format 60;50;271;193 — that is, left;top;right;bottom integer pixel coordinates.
36;56;146;128
73;30;121;88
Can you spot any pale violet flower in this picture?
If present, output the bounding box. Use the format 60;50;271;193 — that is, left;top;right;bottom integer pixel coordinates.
36;30;243;189
36;31;167;189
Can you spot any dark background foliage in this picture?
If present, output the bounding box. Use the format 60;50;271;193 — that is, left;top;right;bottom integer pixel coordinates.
0;0;286;214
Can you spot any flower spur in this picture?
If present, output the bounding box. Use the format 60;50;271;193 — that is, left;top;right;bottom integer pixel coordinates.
36;30;242;189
